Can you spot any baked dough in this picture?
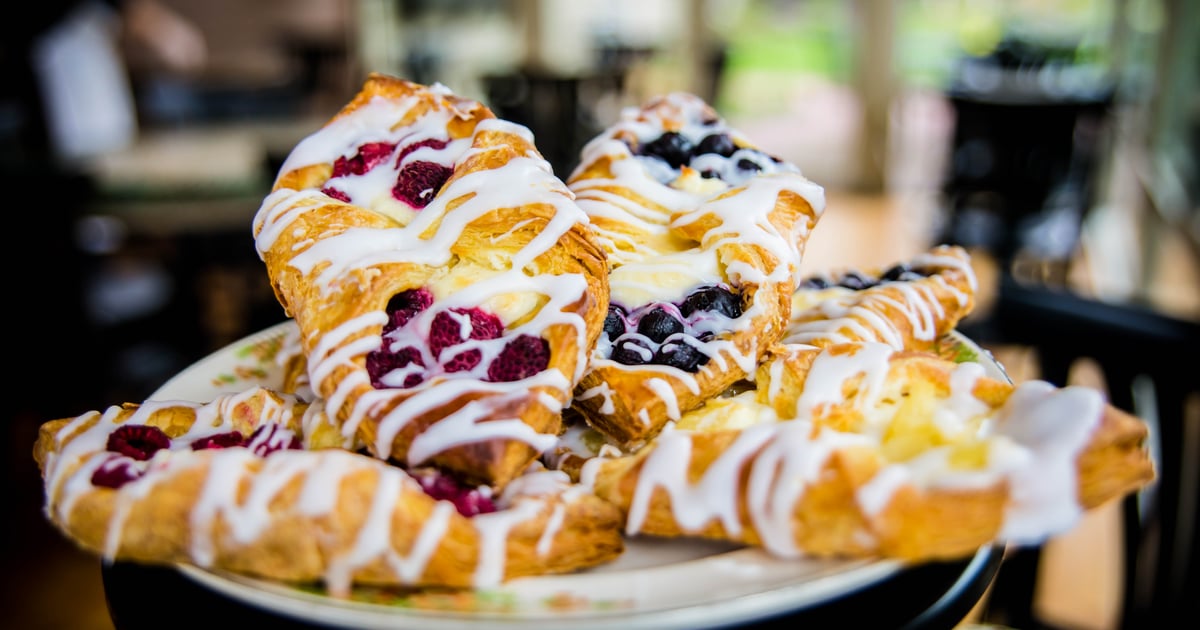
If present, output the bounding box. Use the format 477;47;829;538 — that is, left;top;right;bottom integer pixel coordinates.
786;245;978;353
567;92;825;450
254;74;609;488
277;319;313;401
585;342;1154;561
33;385;624;596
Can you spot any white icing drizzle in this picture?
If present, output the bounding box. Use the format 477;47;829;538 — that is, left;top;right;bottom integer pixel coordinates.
747;421;873;557
645;377;683;423
567;92;825;428
575;382;615;415
617;341;1109;554
42;386;594;595
783;252;977;348
994;381;1101;542
253;83;599;464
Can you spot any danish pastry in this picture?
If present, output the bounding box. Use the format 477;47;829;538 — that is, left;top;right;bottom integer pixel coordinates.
587;342;1154;562
567;92;825;450
33;385;625;596
253;74;609;488
277;319;313;401
786;245;978;353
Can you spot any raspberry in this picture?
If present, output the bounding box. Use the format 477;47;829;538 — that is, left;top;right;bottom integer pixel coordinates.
392;161;452;208
414;471;496;517
331;141;396;177
367;346;426;389
246;424;302;457
107;425;171;461
90;455;143;489
385;288;434;331
486;334;549;382
190;431;246;451
321;187;351;203
429;308;503;359
395;138;448;165
442;349;482;373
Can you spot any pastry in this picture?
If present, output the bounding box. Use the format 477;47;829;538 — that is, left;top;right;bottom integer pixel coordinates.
253;74;609;488
33;385;625;596
277;319;313;401
567;91;825;450
785;245;978;353
586;342;1154;561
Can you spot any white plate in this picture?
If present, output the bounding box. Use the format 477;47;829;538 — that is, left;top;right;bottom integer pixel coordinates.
154;320;1005;629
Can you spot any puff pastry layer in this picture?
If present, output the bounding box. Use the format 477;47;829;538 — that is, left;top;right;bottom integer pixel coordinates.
786;244;978;353
586;342;1154;562
33;386;624;596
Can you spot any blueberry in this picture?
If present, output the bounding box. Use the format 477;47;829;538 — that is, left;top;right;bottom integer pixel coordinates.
736;158;762;172
799;276;833;290
640;132;693;169
680;286;743;318
696;133;736;158
881;264;909;282
881;263;928;283
654;340;708;372
603;305;626;339
610;337;653;365
636;306;685;343
837;271;875;291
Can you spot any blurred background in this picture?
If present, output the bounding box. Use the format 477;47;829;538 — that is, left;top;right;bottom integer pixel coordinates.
1;1;1196;628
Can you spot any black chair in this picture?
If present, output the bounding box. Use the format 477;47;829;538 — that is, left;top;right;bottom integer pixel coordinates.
969;273;1200;629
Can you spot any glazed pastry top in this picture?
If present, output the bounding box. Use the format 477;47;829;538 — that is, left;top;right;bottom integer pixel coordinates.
785;245;978;350
568;91;826;308
253;76;606;475
567;91;827;445
35;386;619;596
589;342;1148;557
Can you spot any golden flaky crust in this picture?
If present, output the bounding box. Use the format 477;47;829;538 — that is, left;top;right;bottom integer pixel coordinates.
254;74;609;488
573;188;818;449
589;344;1155;562
785;244;978;353
567;93;824;451
33;387;624;594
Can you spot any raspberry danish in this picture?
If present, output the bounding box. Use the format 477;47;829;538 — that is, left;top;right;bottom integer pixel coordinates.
254;75;608;488
33;386;624;595
567;92;825;450
587;342;1154;562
